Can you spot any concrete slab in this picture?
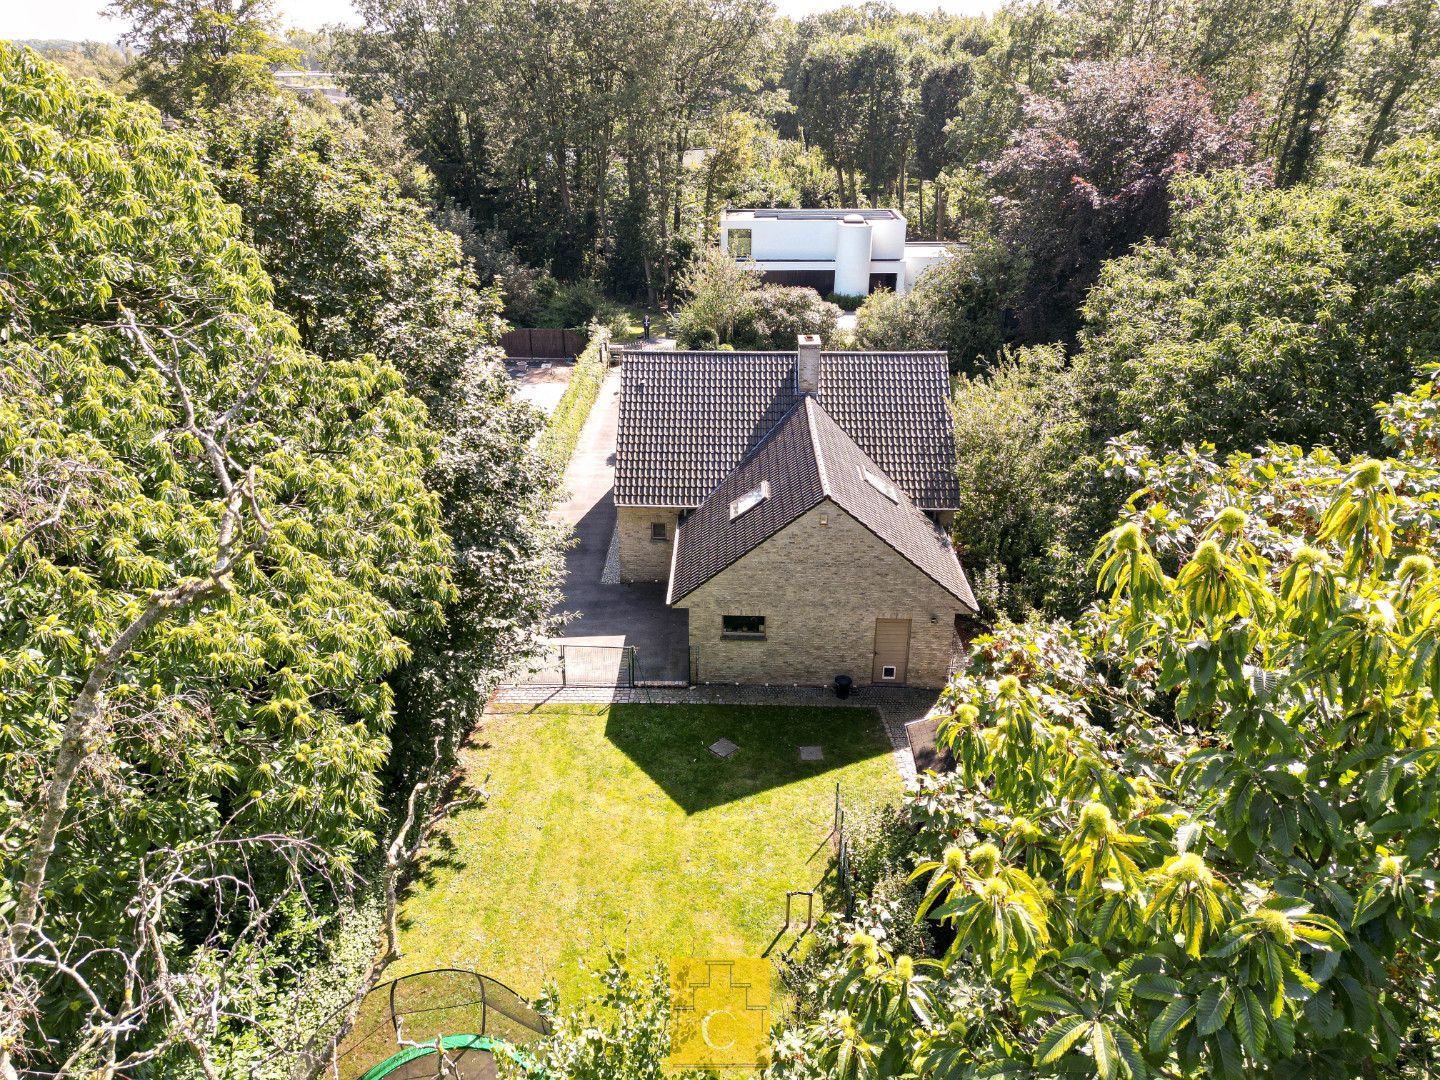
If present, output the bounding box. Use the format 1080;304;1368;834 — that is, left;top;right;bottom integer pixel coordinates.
798;744;824;762
708;737;739;759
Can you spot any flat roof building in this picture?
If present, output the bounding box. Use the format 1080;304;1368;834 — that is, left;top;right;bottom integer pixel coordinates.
719;208;952;297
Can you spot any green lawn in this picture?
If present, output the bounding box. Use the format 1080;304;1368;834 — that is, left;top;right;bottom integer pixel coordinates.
387;702;901;1004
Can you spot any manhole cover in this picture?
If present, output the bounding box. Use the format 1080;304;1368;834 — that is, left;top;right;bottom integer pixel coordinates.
708;737;739;759
798;744;824;762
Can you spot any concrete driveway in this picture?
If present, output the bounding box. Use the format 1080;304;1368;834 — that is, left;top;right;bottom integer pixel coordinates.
549;368;690;683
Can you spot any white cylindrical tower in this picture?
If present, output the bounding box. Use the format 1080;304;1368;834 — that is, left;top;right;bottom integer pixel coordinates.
833;214;873;297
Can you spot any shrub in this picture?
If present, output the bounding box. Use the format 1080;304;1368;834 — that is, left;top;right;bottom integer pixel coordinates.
854;238;1021;375
537;328;610;470
770;368;1440;1077
675;247;841;348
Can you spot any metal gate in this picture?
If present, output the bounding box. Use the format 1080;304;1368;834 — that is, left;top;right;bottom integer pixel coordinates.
509;643;635;687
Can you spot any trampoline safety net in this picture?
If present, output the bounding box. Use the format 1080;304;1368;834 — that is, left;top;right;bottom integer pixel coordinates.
329;969;550;1079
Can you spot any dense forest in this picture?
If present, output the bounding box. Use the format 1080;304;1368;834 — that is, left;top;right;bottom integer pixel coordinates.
4;0;1440;1075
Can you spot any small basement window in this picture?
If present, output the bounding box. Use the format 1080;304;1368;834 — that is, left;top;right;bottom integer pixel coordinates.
859;464;899;503
722;615;766;639
881;665;898;680
650;521;668;542
729;481;770;520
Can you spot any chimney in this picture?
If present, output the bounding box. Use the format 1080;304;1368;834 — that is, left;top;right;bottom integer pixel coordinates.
796;334;821;395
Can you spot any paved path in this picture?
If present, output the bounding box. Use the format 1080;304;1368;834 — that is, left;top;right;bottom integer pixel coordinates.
546;367;691;682
508;358;572;415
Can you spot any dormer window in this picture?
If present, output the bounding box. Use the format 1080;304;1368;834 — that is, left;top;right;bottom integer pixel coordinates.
729;481;770;520
859;465;898;503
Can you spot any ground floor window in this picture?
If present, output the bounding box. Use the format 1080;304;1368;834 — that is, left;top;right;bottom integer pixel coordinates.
722;614;766;639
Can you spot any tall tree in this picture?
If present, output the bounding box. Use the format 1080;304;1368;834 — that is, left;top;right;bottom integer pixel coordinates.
198;104;565;794
0;45;450;1075
986;56;1261;344
1349;0;1440;164
1076;141;1440;458
108;0;298;115
794;28;914;204
1268;0;1365;185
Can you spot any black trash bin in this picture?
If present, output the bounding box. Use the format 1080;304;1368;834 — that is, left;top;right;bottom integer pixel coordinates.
834;674;853;699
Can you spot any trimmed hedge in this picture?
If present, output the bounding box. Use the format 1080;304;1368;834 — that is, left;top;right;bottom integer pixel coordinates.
537;328;610;470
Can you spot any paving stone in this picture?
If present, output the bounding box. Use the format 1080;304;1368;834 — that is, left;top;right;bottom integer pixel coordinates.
798;744;824;761
708;737;739;759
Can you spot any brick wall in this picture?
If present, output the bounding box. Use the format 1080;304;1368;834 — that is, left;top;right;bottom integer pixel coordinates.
617;506;681;583
675;499;965;688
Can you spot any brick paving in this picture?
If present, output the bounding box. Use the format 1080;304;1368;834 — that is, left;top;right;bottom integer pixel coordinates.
489;683;943;781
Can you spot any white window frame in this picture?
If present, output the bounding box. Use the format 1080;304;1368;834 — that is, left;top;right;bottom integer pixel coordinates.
729;480;770;520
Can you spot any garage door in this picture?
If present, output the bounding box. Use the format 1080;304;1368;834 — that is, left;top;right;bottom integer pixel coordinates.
872;618;911;684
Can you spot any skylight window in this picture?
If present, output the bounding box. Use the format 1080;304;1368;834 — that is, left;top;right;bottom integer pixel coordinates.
859;465;899;503
729;481;770;520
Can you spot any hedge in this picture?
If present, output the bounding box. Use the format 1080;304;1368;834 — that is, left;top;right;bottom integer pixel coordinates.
537;328;610;470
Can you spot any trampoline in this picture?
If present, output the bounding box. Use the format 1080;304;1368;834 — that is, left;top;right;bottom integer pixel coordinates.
358;1034;531;1080
329;969;550;1080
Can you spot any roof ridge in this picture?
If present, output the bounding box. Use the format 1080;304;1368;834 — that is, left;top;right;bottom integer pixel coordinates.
805;397;832;497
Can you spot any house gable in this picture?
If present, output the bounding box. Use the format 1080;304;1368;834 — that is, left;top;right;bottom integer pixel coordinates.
675;498;966;687
667;397;976;611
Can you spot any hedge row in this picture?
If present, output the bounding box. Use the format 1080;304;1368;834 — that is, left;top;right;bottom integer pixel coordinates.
536;328;610;470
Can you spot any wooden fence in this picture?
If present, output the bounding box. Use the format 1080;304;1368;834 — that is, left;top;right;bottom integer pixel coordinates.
501;327;587;359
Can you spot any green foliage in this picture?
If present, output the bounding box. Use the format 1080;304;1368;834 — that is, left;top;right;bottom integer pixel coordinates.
537;329;610;472
109;0;298;115
675;248;841;350
1076;140;1440;458
953;140;1440;621
338;0;770;293
522;956;696;1080
794;28;914;205
770;369;1440;1077
948;347;1096;618
0;45;451;1069
197;102;565;795
854;238;1021;374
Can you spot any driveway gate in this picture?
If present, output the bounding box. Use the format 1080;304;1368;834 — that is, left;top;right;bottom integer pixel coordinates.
511;643;635;687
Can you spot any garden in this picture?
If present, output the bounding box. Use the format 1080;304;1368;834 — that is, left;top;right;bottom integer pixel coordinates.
387;702;902;1003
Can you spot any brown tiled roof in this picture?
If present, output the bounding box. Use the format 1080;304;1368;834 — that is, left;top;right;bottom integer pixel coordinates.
615;350;960;509
667;397;977;610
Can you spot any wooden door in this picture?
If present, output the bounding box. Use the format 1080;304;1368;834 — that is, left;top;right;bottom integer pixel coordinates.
872;618;911;684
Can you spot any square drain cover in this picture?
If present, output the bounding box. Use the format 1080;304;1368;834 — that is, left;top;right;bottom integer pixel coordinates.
708;738;739;759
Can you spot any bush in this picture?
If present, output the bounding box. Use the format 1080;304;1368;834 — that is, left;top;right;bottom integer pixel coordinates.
674;246;841;349
736;284;841;349
854;238;1021;375
949;345;1102;619
825;291;867;311
536;278;609;329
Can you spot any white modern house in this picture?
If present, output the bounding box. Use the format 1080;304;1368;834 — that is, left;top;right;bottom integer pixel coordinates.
718;208;951;297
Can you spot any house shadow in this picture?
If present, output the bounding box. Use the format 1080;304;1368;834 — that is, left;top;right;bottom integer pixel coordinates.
603;702;892;815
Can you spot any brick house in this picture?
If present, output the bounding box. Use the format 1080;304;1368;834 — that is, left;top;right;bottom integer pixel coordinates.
614;336;976;688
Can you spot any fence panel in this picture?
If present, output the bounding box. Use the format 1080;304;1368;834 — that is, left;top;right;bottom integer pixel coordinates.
501;328;586;359
508;643;634;687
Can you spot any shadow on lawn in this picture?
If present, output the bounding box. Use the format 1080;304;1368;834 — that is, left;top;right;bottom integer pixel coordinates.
603;702;892;814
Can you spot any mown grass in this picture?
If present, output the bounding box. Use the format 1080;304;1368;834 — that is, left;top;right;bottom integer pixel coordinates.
387;702;900;1005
